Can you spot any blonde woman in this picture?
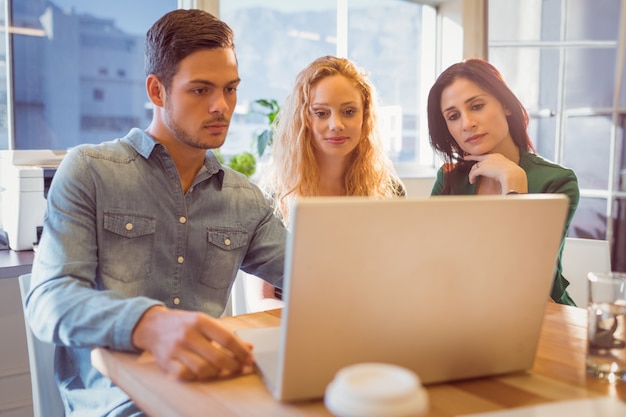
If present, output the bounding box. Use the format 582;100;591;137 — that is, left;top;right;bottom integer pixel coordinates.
247;55;405;311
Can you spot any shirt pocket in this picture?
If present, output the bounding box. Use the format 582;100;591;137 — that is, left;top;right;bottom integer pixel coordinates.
102;211;156;283
200;227;249;289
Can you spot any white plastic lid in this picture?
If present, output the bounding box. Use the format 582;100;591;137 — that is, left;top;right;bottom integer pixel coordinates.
324;363;429;417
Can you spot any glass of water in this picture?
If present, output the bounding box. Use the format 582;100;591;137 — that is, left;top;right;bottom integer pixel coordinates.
586;272;626;383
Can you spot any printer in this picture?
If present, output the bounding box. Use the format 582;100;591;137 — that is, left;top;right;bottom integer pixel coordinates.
0;150;66;251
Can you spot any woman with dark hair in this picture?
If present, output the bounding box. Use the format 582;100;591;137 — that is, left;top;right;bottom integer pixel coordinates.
427;58;579;306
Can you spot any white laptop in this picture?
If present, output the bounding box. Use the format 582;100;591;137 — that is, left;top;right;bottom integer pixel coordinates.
237;194;569;402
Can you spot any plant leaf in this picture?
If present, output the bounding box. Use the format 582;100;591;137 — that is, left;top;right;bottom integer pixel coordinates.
256;129;272;157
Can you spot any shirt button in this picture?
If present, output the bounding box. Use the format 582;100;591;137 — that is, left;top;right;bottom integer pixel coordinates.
173;297;180;305
224;238;231;246
125;223;133;231
177;256;184;264
179;216;187;224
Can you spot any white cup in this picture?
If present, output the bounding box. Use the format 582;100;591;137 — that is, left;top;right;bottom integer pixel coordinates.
324;363;428;417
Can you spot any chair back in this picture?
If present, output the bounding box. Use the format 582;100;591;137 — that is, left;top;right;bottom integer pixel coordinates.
562;237;611;307
230;271;248;316
17;274;65;417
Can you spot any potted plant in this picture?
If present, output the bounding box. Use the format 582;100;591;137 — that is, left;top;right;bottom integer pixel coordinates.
213;98;279;178
250;98;280;158
226;151;257;178
211;148;256;178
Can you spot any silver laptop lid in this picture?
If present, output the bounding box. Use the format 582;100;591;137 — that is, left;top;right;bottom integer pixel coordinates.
257;195;569;402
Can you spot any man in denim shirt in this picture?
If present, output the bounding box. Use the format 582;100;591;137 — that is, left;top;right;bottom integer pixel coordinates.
24;9;286;416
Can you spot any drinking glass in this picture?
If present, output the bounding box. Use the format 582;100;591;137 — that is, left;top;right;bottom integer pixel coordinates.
586;272;626;382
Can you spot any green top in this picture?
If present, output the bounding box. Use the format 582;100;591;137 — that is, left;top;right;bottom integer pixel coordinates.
431;151;580;305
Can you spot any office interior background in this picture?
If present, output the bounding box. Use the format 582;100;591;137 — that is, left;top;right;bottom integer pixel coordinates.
1;0;625;271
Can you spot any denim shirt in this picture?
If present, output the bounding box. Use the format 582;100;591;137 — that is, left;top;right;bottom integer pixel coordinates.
25;128;286;416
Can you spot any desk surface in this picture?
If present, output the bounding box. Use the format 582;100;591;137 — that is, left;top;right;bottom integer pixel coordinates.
0;249;35;279
92;303;626;417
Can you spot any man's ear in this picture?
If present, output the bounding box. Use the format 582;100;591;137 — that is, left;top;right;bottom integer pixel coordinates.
146;74;165;107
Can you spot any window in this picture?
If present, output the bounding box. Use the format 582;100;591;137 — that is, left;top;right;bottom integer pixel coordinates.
0;0;9;148
3;0;177;150
219;0;438;173
93;88;104;101
489;0;626;271
4;0;438;177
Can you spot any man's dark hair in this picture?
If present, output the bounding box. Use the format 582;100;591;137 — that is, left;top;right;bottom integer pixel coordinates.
145;9;235;90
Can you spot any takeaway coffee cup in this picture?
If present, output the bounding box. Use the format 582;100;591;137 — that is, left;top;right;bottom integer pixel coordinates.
324;363;428;417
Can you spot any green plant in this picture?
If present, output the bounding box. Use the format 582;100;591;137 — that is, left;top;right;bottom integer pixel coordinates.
211;148;255;177
250;98;280;157
227;151;256;178
212;98;278;178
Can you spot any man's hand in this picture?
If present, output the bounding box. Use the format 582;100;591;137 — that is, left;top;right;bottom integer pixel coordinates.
131;305;254;381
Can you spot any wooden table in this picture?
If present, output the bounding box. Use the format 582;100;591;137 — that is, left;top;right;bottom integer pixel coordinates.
92;303;626;417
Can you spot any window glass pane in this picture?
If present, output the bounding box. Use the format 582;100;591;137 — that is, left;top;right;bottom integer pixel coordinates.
528;117;556;161
0;0;8;149
569;197;607;239
564;47;617;109
10;0;177;150
618;115;626;192
489;0;561;42
622;63;626;108
489;47;559;159
490;47;559;114
563;115;612;189
616;198;626;271
565;0;621;41
347;0;428;164
220;1;337;159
